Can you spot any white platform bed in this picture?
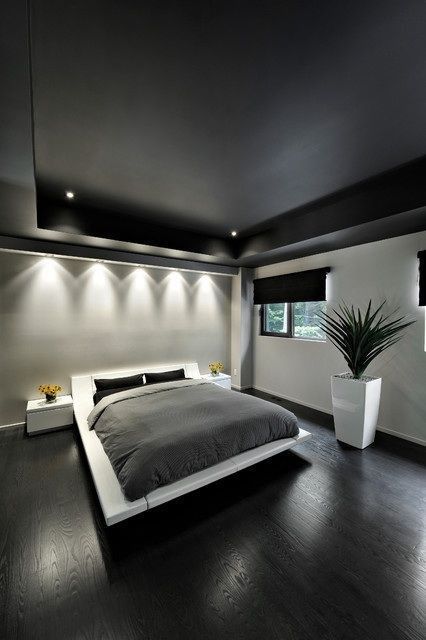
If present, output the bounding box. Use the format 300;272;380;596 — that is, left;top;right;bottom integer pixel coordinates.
71;362;311;526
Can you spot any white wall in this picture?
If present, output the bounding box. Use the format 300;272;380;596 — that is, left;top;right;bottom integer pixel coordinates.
0;253;231;425
231;268;254;389
253;232;426;444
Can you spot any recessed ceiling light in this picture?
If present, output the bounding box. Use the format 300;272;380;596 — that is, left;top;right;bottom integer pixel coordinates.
65;191;75;199
231;230;238;237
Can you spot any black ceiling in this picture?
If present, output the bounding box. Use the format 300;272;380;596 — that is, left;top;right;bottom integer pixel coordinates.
1;1;426;267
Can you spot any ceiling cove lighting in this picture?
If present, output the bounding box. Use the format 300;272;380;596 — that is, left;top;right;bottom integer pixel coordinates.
0;248;233;277
65;190;75;199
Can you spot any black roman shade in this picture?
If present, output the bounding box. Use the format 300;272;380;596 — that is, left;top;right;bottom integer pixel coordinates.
419;251;426;306
253;267;331;305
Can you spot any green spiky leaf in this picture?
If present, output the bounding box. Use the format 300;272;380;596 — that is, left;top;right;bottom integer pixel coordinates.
317;300;415;379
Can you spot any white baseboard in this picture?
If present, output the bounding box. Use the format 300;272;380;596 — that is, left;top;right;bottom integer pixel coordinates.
252;386;425;447
0;421;25;430
376;425;426;446
232;384;251;391
253;385;333;415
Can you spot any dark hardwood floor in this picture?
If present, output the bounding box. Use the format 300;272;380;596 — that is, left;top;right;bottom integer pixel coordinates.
0;390;425;640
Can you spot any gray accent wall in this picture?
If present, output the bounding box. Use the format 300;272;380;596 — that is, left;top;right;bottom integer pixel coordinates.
0;252;231;426
252;231;426;445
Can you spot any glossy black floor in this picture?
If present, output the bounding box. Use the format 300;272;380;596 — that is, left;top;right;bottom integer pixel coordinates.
0;390;425;640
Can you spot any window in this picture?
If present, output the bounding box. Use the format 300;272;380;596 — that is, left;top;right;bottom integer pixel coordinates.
261;301;326;340
263;302;290;336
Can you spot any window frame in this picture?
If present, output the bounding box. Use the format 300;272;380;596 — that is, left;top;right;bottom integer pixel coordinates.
260;302;326;341
260;302;293;338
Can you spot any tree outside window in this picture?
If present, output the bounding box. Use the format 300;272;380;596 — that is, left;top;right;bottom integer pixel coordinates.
262;301;326;340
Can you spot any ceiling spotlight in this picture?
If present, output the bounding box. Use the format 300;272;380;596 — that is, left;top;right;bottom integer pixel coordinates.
231;230;238;237
65;191;75;199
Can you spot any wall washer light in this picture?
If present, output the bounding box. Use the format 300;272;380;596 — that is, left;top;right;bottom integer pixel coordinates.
0;248;235;277
65;191;75;199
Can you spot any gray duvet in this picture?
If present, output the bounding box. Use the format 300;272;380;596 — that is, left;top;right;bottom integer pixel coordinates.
88;379;299;501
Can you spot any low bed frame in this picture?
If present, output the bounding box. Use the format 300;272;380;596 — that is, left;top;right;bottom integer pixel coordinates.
71;362;311;526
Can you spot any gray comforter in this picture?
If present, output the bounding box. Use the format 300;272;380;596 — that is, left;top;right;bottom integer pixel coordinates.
88;379;299;501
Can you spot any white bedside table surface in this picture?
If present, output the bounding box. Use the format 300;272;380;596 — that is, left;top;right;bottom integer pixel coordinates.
27;395;73;413
201;373;231;381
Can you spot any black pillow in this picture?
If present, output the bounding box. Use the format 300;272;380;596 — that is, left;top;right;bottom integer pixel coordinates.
93;384;145;405
144;368;186;385
94;373;145;392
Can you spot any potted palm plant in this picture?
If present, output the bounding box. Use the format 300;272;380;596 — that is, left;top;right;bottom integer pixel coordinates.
318;301;414;448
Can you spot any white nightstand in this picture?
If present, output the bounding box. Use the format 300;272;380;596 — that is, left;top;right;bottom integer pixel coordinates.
201;373;232;390
26;395;74;435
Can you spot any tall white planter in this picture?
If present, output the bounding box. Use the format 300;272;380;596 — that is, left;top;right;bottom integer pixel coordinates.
331;374;382;449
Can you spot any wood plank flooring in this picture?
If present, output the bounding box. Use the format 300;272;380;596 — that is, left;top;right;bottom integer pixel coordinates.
0;390;424;640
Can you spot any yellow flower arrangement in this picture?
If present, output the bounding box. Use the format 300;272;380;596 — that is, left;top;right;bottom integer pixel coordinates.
208;361;224;376
38;384;62;402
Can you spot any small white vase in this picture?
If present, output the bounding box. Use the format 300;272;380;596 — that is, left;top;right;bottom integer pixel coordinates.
331;374;382;449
